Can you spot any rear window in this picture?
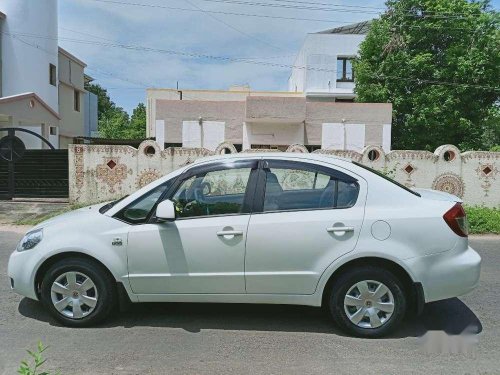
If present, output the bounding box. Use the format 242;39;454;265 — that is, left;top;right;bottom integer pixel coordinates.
352;162;421;197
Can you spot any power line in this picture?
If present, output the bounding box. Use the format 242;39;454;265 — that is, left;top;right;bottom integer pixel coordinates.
79;0;489;31
86;67;158;88
83;0;378;15
196;0;495;18
184;0;284;50
82;0;493;19
79;0;364;24
61;26;295;60
4;30;499;92
194;0;381;15
250;0;385;11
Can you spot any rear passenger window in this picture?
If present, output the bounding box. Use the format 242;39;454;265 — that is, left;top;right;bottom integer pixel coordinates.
263;166;359;212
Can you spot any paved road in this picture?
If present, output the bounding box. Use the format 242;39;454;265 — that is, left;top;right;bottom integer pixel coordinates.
0;229;498;375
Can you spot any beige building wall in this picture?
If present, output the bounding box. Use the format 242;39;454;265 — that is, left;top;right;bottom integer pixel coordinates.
148;88;392;151
57;47;86;148
147;88;304;139
304;101;392;145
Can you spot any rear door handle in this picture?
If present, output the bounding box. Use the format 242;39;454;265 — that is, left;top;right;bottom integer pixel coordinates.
217;230;244;236
326;226;354;233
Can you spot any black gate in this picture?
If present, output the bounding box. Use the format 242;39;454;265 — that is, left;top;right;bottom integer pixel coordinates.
0;129;68;200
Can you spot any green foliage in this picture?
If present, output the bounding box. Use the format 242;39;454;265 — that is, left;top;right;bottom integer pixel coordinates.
377;163;399;179
355;0;500;151
84;83;116;120
85;83;146;139
18;342;59;375
128;103;147;139
490;145;500;151
97;110;130;139
465;206;500;234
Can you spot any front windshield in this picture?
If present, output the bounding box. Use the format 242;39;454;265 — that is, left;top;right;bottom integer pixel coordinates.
99;195;129;214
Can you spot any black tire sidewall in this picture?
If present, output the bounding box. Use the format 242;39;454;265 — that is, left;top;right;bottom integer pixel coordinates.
40;258;116;327
329;267;407;338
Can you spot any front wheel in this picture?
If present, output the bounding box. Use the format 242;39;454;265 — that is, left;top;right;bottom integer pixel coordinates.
40;258;117;327
328;266;407;338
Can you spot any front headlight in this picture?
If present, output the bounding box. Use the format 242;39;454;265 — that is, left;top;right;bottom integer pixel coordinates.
17;229;43;252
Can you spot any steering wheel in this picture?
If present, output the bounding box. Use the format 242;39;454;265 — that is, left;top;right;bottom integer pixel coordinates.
194;181;211;203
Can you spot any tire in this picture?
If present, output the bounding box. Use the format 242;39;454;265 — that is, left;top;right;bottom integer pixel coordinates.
40;257;117;327
328;266;407;338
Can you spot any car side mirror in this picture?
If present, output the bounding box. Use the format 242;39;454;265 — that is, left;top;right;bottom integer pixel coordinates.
156;199;176;221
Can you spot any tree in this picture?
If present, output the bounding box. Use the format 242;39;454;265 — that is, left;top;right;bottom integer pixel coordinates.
98;111;130;139
84;83;116;120
85;84;139;139
354;0;500;151
128;103;147;139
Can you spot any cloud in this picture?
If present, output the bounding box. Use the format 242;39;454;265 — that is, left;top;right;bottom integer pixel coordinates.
58;0;380;112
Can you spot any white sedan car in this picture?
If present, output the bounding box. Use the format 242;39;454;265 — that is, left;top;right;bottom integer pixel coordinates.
8;153;481;337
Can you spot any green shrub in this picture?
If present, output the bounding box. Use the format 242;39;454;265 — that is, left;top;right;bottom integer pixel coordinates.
465;206;500;234
18;341;59;375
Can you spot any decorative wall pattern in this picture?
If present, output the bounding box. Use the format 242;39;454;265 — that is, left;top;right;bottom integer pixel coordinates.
69;141;500;207
432;173;465;198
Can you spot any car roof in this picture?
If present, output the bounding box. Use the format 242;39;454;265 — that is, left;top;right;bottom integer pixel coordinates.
191;152;353;166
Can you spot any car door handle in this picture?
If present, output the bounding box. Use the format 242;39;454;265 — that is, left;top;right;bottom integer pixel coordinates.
217;230;244;236
326;226;354;233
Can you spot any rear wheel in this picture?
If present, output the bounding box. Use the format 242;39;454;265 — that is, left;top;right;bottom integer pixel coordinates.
328;266;407;338
40;258;117;327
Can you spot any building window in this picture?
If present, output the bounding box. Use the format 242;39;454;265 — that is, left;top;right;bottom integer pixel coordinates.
49;64;57;86
49;126;57;136
74;89;80;112
337;57;354;82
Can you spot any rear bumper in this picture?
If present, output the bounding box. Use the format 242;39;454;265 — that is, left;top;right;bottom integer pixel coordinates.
404;245;481;303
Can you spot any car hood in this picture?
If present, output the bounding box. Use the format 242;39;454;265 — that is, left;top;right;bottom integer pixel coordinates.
31;202;109;231
413;188;463;203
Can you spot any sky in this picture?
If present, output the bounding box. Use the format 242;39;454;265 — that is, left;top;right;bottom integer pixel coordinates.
57;0;500;114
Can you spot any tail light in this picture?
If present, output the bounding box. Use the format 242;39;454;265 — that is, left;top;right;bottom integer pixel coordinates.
443;203;469;237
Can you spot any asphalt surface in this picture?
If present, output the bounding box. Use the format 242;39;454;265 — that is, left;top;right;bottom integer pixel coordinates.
0;229;498;375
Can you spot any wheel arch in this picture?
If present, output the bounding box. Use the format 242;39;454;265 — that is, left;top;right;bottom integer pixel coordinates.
320;256;421;312
34;252;116;299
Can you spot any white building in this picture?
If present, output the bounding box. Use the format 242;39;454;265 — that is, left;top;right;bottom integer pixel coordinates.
0;0;97;149
288;21;370;101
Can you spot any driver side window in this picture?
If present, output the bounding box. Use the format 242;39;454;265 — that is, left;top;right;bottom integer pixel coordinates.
171;168;252;219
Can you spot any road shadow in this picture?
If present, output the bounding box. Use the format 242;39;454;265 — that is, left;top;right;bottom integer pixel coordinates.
18;297;482;338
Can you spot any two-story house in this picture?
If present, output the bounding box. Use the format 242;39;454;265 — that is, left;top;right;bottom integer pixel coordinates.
288;21;371;101
0;0;97;149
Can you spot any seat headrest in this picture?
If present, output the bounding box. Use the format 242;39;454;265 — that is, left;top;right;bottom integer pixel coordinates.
265;172;283;193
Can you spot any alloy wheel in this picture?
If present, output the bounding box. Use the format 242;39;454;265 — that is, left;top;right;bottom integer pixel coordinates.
343;279;395;329
50;271;98;319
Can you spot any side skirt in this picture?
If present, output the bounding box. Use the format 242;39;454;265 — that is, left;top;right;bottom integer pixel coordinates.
133;292;322;307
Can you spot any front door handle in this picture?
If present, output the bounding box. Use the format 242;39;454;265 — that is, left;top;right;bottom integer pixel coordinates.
217;230;244;236
326;226;354;233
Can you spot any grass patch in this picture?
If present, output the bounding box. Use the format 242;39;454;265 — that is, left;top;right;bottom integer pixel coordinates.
465;206;500;234
14;204;88;226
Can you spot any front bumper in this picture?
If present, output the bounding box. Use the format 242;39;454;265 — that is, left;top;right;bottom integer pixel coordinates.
404;245;481;303
8;248;41;301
